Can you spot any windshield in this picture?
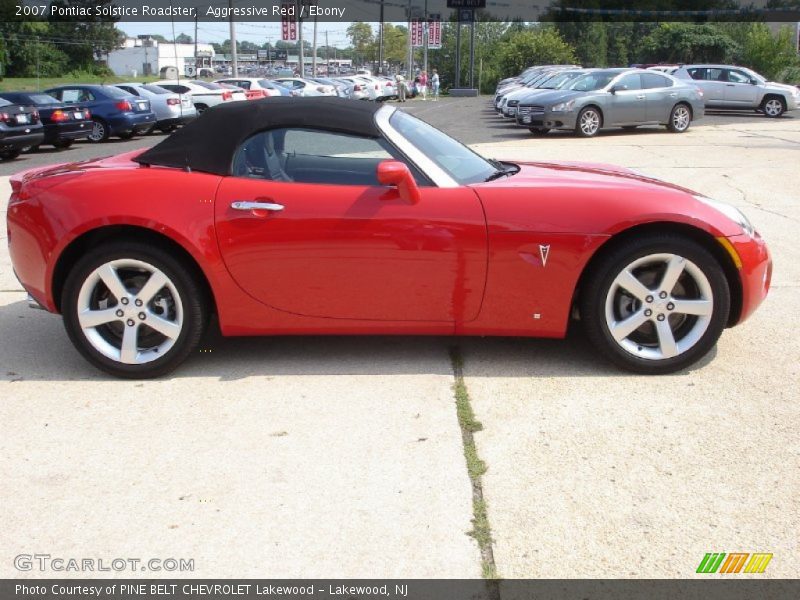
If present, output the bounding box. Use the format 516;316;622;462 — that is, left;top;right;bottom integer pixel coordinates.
0;98;11;107
389;110;496;185
566;71;618;92
103;86;133;98
542;71;584;89
191;81;225;90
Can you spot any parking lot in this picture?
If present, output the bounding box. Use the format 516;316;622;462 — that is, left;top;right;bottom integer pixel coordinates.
1;97;798;578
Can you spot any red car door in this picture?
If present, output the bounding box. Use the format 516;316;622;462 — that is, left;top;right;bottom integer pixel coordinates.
213;128;487;323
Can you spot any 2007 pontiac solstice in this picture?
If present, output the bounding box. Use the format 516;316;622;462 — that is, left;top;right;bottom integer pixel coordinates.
7;97;771;378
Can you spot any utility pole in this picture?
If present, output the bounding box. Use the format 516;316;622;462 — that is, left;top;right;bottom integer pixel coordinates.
193;14;198;73
454;19;461;88
406;0;412;76
298;17;304;74
469;18;475;88
378;0;384;75
423;0;428;76
228;0;238;76
325;30;329;74
312;15;317;75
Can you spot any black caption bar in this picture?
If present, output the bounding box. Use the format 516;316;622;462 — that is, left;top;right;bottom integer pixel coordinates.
8;0;800;22
4;580;800;600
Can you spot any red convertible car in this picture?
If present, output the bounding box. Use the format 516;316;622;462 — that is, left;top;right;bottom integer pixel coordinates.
7;98;771;378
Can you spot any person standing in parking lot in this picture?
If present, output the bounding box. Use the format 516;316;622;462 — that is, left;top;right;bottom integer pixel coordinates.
431;69;440;101
419;71;428;100
395;73;407;102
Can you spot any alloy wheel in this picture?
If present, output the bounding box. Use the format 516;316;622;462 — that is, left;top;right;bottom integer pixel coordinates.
672;106;691;131
88;121;106;142
75;259;184;365
604;253;713;361
579;109;601;136
764;98;784;117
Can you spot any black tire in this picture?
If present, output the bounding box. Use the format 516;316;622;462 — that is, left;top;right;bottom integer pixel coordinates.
761;95;785;118
580;233;730;374
118;131;135;140
0;148;22;160
87;118;109;143
195;103;209;115
528;127;551;136
575;106;602;137
52;139;74;149
62;241;209;379
667;103;692;133
159;124;178;133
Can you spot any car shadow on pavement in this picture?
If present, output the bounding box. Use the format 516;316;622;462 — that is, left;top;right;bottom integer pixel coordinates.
0;296;714;383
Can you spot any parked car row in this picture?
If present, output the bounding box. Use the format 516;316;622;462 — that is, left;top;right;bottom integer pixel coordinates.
494;63;798;138
494;66;705;137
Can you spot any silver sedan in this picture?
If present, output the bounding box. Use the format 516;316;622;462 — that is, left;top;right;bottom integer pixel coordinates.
515;68;705;137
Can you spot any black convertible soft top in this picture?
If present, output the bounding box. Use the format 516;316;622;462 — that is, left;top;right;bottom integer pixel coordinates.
134;96;383;176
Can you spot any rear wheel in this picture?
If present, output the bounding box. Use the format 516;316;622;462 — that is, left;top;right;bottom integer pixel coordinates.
581;234;730;374
575;107;602;137
195;104;209;115
62;242;209;378
87;118;109;143
159;124;178;133
761;96;785;118
0;148;21;161
667;103;692;133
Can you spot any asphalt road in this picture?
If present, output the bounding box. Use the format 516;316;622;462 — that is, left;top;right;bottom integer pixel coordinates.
2;96;792;176
1;96;798;578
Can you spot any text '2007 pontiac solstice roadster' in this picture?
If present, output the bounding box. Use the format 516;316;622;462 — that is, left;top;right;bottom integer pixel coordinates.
7;97;771;378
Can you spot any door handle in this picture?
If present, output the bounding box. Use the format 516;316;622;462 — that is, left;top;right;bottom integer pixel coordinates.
669;92;678;97
636;94;645;100
726;84;735;87
231;201;284;212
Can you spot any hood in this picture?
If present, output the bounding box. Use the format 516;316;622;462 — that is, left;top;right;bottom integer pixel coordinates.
480;160;696;196
519;89;587;106
766;81;799;94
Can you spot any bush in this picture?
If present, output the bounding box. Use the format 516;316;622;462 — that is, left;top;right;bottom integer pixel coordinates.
497;27;577;77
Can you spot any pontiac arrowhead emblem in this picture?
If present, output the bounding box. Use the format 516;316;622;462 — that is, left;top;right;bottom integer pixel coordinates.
539;244;550;267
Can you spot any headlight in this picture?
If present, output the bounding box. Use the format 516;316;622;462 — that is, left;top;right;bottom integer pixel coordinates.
551;99;575;112
695;195;756;237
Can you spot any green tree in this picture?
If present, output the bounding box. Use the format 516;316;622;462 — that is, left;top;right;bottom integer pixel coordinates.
346;22;374;65
382;23;407;64
48;0;124;70
737;23;800;80
175;33;193;44
639;23;739;64
497;26;577;76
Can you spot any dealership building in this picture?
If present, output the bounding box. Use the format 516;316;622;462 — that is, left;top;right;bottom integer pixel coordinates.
106;37;216;78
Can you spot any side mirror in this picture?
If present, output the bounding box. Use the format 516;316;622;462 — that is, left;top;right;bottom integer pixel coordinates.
377;160;421;205
610;84;627;94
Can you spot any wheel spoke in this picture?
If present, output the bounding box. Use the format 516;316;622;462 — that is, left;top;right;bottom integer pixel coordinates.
97;264;129;301
136;271;169;304
145;313;181;339
120;325;139;363
78;308;120;329
655;319;679;358
615;269;652;301
659;255;686;294
671;299;712;316
610;310;648;341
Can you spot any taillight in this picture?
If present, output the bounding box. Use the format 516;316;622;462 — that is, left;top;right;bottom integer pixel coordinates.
317;86;326;93
166;98;181;105
83;109;91;119
222;91;232;101
0;112;10;122
386;82;393;87
51;110;69;122
353;84;362;91
32;110;40;121
375;84;380;90
115;100;132;111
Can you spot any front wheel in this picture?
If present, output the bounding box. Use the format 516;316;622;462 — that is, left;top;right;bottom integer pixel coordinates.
580;234;730;374
528;127;551;136
575;107;602;137
62;242;209;378
667;103;692;133
761;96;785;118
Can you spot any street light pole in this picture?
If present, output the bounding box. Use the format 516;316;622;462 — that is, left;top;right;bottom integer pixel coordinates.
228;0;238;76
423;0;428;76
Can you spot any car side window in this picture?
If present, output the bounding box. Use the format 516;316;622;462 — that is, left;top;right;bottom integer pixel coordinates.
687;68;705;80
642;73;672;89
616;73;642;91
236;80;251;89
727;70;750;84
61;89;92;103
120;86;139;96
232;127;428;187
707;68;726;82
